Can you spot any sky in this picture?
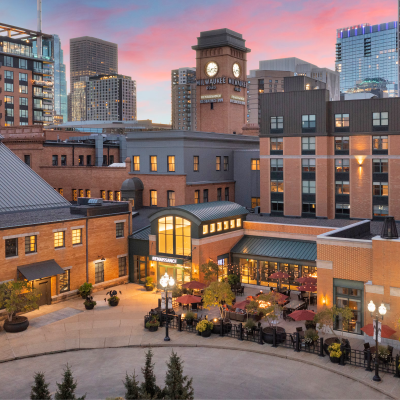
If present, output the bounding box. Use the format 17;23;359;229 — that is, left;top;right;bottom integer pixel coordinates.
3;0;398;124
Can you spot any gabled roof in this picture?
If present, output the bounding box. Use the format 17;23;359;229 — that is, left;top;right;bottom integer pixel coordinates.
0;143;70;214
231;236;317;261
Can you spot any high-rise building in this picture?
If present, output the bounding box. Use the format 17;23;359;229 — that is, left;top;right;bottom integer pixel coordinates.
0;22;54;127
71;78;88;122
87;74;136;121
53;34;67;123
335;22;398;97
70;36;118;120
171;67;197;130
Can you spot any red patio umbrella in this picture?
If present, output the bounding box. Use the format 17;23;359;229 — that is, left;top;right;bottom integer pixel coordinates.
176;294;202;304
269;271;290;291
288;309;316;321
297;277;317;285
298;285;317;292
234;299;251;310
361;324;396;339
182;281;206;290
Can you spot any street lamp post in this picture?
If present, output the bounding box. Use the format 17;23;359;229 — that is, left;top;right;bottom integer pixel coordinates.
367;300;387;382
160;272;175;342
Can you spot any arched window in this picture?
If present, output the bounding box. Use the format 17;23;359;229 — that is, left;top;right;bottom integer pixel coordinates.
158;216;191;256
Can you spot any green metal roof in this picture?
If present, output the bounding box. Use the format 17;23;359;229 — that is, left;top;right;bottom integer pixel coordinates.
231;236;316;261
131;226;151;240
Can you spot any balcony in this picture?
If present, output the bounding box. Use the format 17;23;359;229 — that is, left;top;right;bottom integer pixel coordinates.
33;67;44;74
0;45;54;63
33;92;44;97
33;115;44;121
43;93;53;99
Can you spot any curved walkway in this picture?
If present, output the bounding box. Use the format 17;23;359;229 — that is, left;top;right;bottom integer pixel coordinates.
0;284;399;398
0;347;392;399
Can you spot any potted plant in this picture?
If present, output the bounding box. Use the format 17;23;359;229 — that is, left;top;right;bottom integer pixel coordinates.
305;320;317;330
378;346;390;364
244;318;256;336
196;320;213;337
146;316;160;332
227;274;240;287
184;311;196;326
84;295;96;310
0;281;41;333
328;342;342;363
105;290;121;307
78;282;93;299
145;276;154;292
304;329;319;347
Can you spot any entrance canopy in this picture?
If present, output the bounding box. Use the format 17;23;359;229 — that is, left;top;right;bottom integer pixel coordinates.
18;259;65;281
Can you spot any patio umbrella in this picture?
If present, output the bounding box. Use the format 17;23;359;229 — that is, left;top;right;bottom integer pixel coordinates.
297;277;317;285
234;299;251;310
298;285;317;292
175;294;202;304
269;271;290;291
361;324;396;339
288;309;316;321
182;281;206;290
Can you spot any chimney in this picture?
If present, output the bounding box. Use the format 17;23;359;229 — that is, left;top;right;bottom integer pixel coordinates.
381;216;398;239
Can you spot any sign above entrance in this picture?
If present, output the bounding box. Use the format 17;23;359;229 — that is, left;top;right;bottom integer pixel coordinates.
150;255;184;265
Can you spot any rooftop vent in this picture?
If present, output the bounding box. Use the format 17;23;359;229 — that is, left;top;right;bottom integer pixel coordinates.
381;216;398;239
88;198;103;206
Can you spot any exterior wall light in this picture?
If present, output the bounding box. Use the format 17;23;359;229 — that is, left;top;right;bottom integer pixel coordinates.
355;155;366;166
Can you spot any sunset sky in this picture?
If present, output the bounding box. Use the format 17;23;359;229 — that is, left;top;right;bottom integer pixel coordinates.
3;0;398;123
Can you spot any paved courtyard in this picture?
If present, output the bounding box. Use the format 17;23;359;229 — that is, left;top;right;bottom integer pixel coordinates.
0;283;399;399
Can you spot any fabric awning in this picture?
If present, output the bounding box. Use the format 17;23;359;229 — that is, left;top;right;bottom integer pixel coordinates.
18;259;65;281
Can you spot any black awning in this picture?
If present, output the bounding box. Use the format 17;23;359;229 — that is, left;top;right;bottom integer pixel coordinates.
17;259;65;281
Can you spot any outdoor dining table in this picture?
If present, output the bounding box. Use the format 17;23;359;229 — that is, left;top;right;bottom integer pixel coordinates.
283;300;305;311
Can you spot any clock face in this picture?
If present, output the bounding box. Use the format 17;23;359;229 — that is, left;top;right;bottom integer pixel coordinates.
205;61;218;77
233;63;241;78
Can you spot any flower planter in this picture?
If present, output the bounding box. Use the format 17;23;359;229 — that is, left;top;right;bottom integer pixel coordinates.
201;329;212;337
3;316;29;333
185;319;194;326
305;321;317;330
84;303;95;310
108;298;120;307
262;326;286;344
148;325;158;332
329;356;341;364
145;285;153;292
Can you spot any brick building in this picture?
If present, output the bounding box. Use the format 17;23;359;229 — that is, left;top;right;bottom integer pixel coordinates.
0;134;130;307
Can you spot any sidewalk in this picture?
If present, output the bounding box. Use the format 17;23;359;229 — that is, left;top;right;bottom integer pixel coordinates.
0;283;399;398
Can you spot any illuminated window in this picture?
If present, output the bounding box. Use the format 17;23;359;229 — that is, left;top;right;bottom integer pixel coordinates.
373;182;388;196
335;137;349;151
108;191;114;201
335;159;349;172
150;156;157;172
79;189;84;198
133;156;140;171
251;159;260;170
101;190;106;200
223;221;229;230
230;219;235;228
72;229;82;245
335;181;350;195
236;218;242;227
115;191;121;201
54;231;65;248
25;235;37;254
58;188;63;196
271;180;284;193
86;189;91;198
150;190;157;206
72;189;77;201
302;159;316;172
203;225;208;234
335;114;350;128
158;216;191;255
270;137;283;151
216;156;221;171
251;197;260;208
193;156;199;172
59;270;70;293
373;136;388;150
194;190;200;204
217;222;222;231
210;223;216;233
168;156;175;172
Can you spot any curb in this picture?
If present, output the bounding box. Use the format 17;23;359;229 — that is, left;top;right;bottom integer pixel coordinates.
0;343;397;399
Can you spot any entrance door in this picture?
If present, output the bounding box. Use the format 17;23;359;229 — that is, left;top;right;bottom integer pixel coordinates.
35;278;51;306
138;256;147;284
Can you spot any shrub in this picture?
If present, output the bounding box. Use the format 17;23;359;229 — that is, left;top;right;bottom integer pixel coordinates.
244;319;256;331
227;274;240;286
328;343;342;359
123;371;140;400
77;283;92;298
145;276;154;288
304;329;319;344
146;317;160;329
184;312;195;321
195;320;213;333
140;350;162;399
83;296;96;307
30;372;51;400
55;364;86;400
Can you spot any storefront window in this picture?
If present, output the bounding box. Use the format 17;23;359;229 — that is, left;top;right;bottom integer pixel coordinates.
158;216;191;256
240;259;257;284
217;255;229;281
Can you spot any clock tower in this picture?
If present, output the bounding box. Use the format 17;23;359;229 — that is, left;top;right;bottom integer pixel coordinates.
192;29;251;134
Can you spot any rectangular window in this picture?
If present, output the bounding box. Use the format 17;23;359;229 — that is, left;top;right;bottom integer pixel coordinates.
133;156;140;171
78;189;84;198
335;159;350;172
373;112;388;127
203;225;208;235
167;156;176;172
210;223;216;233
4;95;13;104
302;159;316;172
109;155;114;165
5;70;13;79
72;189;77;201
372;159;388;173
101;190;106;200
336;203;350;215
271;201;284;212
108;191;114;201
224;156;229;171
86;189;91;198
103;155;108;166
302;203;316;214
373;182;388;196
72;229;82;245
372;136;388;150
335;181;350;195
251;197;260;208
270;116;283;130
58;188;63;196
150;190;157;206
216;156;221;171
6;108;14;117
193;156;199;172
271;180;284;192
335;114;350;128
223;221;229;230
118;257;127;277
24;155;30;167
19;85;28;94
203;189;208;203
302;114;316;129
95;262;104;284
302;181;316;194
19;73;28;82
194;190;200;204
4;56;13;67
236;218;242;227
167;191;175;207
5;83;13;92
270;137;283;151
5;238;18;258
251;159;260;170
225;187;229;201
373;205;388;217
335;136;350;151
230;219;235;228
59;270;70;293
301;137;315;150
217;222;223;232
19;97;28;106
54;231;65;248
61;155;67;166
19;59;27;69
19;109;28;118
217;188;222;201
25;235;37;254
270;158;283;172
150;156;157;171
78;155;84;166
115;191;120;201
116;222;124;238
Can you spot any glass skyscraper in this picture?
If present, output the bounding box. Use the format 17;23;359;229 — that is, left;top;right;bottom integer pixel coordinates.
335;22;398;97
53;35;68;123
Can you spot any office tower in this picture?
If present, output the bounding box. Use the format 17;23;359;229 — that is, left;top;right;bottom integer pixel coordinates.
247;57;339;125
53;34;67;123
335;22;398;97
70;36;118;120
71;77;88;121
171;67;197;130
0;22;54;126
86;74;137;121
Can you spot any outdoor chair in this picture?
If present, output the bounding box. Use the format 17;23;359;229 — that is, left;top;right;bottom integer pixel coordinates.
387;345;394;362
290;334;296;349
297;293;302;301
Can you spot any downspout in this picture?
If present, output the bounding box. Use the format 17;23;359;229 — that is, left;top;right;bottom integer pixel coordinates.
86;218;89;282
72;144;75;166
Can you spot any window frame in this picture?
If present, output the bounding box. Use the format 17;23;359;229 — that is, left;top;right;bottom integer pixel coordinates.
372;159;388;174
5;238;18;258
373;182;388;197
270;137;283;151
167;190;175;207
59;269;70;293
335;136;350;152
203;189;208;203
216;156;221;171
373;112;388;127
270;158;283;172
302;159;316;172
251;158;260;170
150;190;157;206
167;155;176;172
302;180;316;194
217;188;222;201
150;156;157;172
301;114;316;131
25;235;37;254
133;156;140;171
193;156;199;172
54;231;65;249
223;156;229;171
335;159;350;173
334;113;350;130
270;179;284;193
301;137;316;151
118;257;127;277
194;190;200;204
116;222;125;238
335;181;350;195
372;136;388;151
72;229;82;245
225;187;229;201
270;116;283;132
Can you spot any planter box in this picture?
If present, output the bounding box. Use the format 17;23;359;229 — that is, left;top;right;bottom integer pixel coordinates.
84;303;95;310
262;326;286;344
201;329;212;337
108;298;120;307
3;316;29;333
330;356;340;364
148;325;159;332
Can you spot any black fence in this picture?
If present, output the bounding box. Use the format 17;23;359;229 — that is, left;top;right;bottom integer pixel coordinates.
145;312;400;379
